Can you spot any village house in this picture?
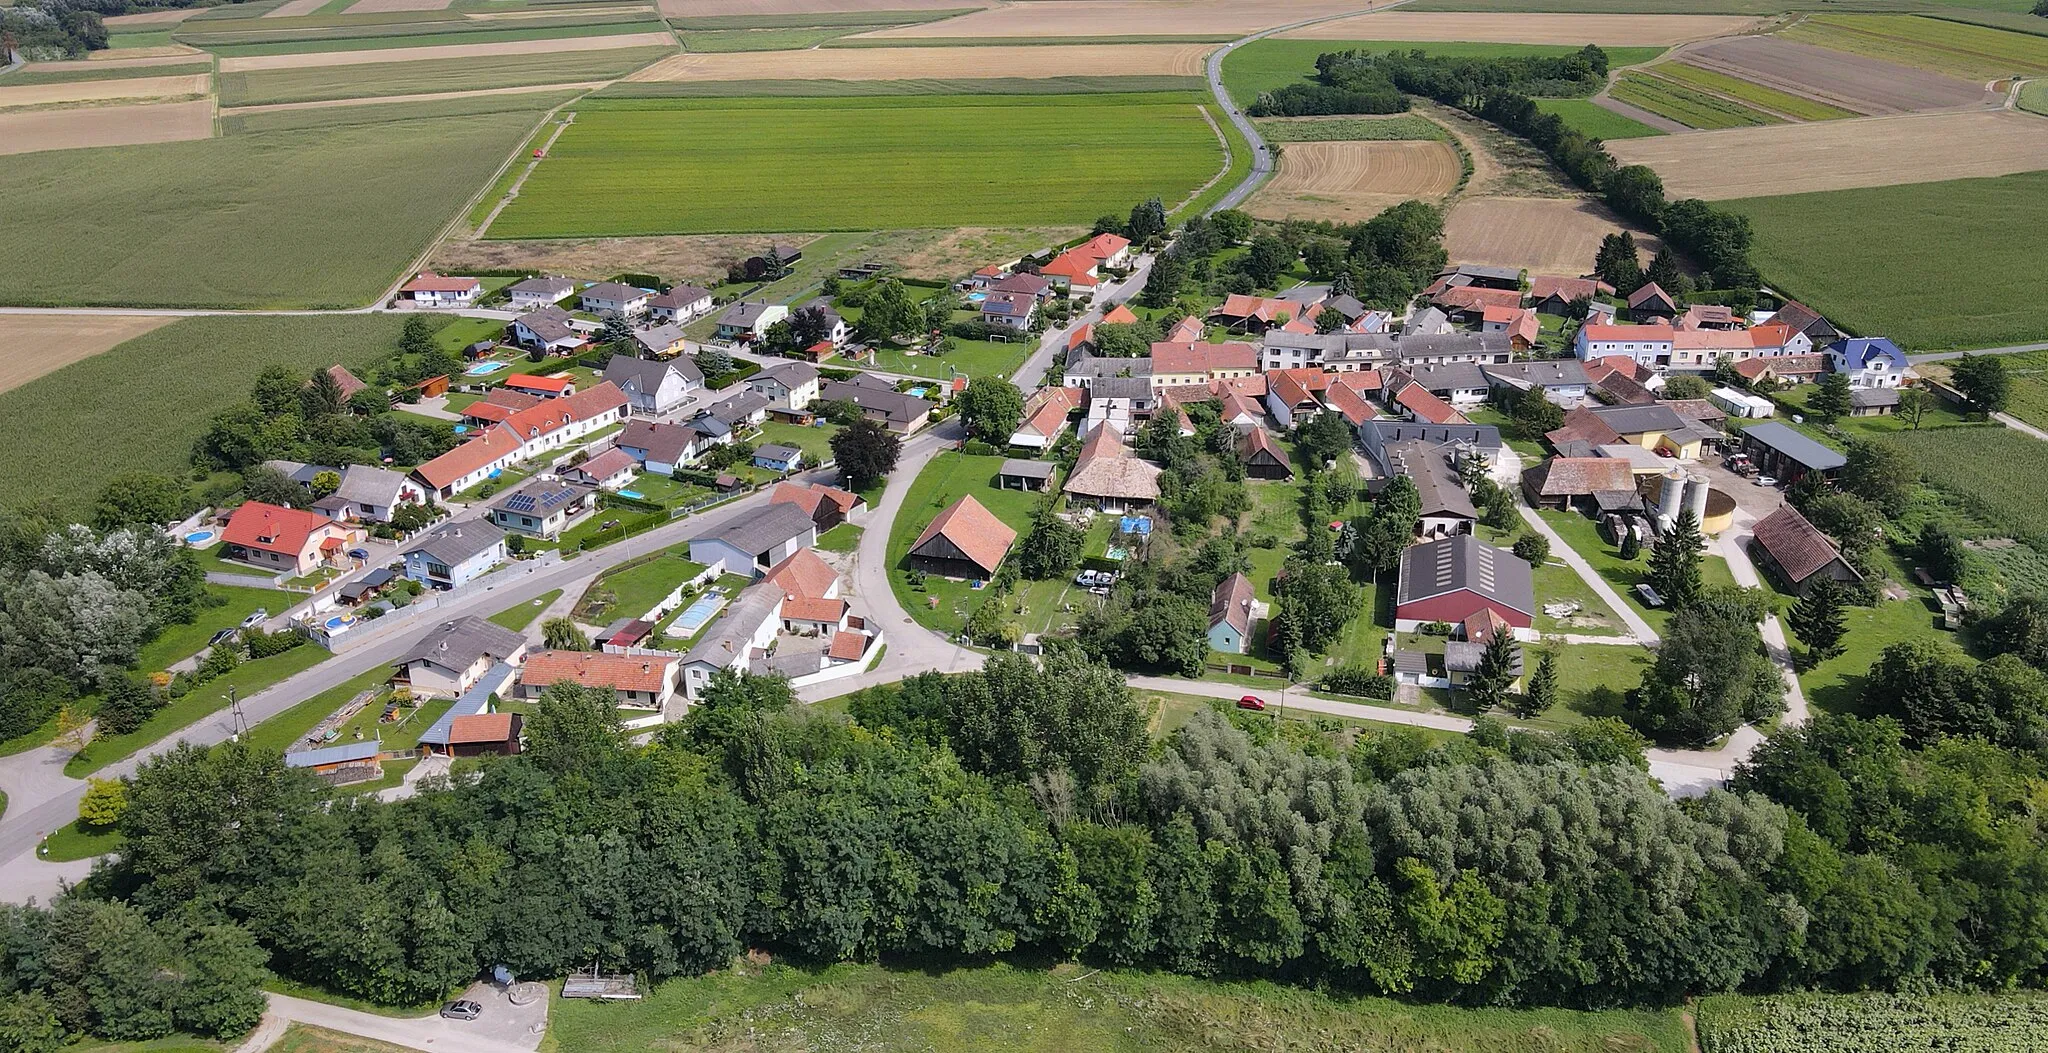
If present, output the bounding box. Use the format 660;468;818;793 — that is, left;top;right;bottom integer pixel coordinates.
399;272;481;308
1208;572;1256;655
647;285;715;324
1149;340;1259;387
748;361;821;418
1394;535;1536;634
1264;367;1331;426
503;373;574;400
517;650;681;711
488;477;596;540
680;583;784;697
561;447;640;490
714;301;788;343
819;375;933;434
1359;420;1502;475
580;281;651;318
506;276;577;311
988;272;1053;301
633;323;690;361
401;520;506;590
1482;305;1542;350
1575;323;1676;368
1008;385;1082;450
220;501;365;575
1482;360;1591;407
1828;337;1909;388
393;616;528;698
617;420;706;475
509;306;589;355
689;501;818;578
981;291;1036;331
1750;505;1862;596
605;356;702;415
908;494;1017;580
753;443;804;473
1382;439;1476;540
1061;352;1154;390
313;465;424;524
411;383;630;498
1039;250;1101;296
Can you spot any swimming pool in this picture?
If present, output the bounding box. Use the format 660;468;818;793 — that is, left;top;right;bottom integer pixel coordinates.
966;292;988;303
672;590;727;636
616;489;645;500
907;387;929;398
464;361;507;377
323;614;356;631
184;530;214;545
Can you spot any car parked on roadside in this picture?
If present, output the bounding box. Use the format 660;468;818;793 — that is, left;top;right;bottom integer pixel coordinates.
240;609;268;629
439;1000;482;1021
1237;695;1266;711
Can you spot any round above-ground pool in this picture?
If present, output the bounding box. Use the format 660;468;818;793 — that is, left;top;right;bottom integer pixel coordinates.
324;614;356;631
184;530;214;545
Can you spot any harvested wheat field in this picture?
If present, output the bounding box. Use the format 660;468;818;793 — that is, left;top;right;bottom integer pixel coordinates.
0;316;180;394
1281;12;1757;45
1249;140;1460;222
437;233;804;286
1608;110;2048;199
1446;197;1660;275
659;0;988;16
631;42;1212;81
263;0;329;15
346;0;456;12
18;52;206;72
1683;35;1994;115
0;100;214;156
218;33;676;73
104;7;199;24
0;74;211;109
859;0;1371;39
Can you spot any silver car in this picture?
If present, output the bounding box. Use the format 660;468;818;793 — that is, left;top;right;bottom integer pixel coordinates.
439;1000;482;1021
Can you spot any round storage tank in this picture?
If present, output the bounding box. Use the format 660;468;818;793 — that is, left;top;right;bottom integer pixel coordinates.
1684;474;1711;524
1700;488;1737;534
1656;469;1686;532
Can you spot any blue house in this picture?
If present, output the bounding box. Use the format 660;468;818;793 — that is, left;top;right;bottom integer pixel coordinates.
753;443;803;473
1208;572;1255;655
1827;337;1908;389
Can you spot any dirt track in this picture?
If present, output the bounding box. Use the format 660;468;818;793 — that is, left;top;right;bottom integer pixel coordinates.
1446;197;1663;275
1608;110;2048;199
1280;12;1759;45
1248;140;1460;222
217;32;676;72
658;0;989;16
1680;35;1994;115
857;0;1375;39
630;42;1213;81
0;73;211;108
0;316;180;394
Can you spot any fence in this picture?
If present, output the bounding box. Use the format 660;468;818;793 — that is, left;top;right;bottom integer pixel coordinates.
1205;662;1288;680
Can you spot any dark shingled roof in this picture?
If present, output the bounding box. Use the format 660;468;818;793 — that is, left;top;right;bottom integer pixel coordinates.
1396;535;1536;617
1752;505;1859;585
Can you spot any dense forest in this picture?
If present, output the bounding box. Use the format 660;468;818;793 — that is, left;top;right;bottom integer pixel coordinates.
5;645;2044;1045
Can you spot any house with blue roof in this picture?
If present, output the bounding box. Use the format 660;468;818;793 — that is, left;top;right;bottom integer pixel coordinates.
1828;337;1908;389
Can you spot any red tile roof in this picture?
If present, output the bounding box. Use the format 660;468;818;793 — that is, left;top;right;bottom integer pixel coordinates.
1481;304;1522;324
764;546;839;600
1210;293;1293;324
1435;286;1521;312
1040;251;1098;282
1527;275;1611;303
1395;383;1465;425
781;595;848;624
1522;456;1636;497
1101;304;1139;325
448;712;515;745
1322;381;1379;426
1151;340;1257;374
1545;407;1624;448
1166;316;1204;342
910;495;1017;576
1752;505;1853;585
504;373;572;395
413;423;522;490
328;365;366;402
573;448;639;481
828;632;868;661
1076;233;1131;260
519;650;675;695
1748;323;1795;349
1066;322;1095;351
222;502;335;557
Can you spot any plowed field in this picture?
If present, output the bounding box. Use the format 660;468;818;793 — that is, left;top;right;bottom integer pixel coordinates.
1683;35;1993;115
216;32;676;72
1280;12;1756;44
1608;110;2048;199
1445;197;1662;275
1248;140;1461;222
630;42;1211;81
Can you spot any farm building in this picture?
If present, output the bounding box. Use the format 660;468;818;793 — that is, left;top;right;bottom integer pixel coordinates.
1240;428;1293;480
1065;424;1162;510
1521;457;1638;513
1740;421;1847;483
1749;505;1862;596
1381;439;1476;540
445;713;522;758
908;495;1016;580
283;741;383;782
689;502;818;578
997;459;1057;491
1394;535;1535;634
768;481;864;531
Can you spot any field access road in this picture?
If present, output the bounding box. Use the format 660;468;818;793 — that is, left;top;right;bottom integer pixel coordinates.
240;987;544;1053
1202;0;1412;213
1907;340;2048;363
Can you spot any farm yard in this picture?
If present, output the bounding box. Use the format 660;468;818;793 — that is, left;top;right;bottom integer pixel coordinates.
0;108;546;307
0;314;420;519
216;46;672;105
0;316;179;394
1606;110;2048;199
1680;34;1993;116
624;42;1214;81
1726;170;2048;351
1248;139;1463;222
1534;97;1664;138
1276;12;1760;44
1780;14;2048;82
1445;196;1662;275
485;93;1223;237
0;99;216;156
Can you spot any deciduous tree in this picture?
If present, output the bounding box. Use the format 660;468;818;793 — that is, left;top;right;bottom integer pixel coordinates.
830;418;900;492
956;378;1025;446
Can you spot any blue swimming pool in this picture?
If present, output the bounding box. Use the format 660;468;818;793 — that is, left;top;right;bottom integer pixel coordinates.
465;361;507;377
616;489;645;500
184;530;214;545
967;292;988;303
673;591;728;635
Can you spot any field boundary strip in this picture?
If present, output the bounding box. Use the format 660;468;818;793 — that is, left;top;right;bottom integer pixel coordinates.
217;32;679;72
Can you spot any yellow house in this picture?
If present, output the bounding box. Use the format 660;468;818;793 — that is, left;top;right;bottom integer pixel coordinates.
1147;340;1259;389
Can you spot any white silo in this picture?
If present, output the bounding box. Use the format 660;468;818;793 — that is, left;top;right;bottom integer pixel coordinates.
1684;473;1711;526
1656;469;1686;533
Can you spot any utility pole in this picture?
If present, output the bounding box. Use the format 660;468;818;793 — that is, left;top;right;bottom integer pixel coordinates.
223;686;247;740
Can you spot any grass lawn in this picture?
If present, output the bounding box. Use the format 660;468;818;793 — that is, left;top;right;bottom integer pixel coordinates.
611;472;710;508
540;960;1686;1053
330;695;453;753
1724;170;2048;351
1240;476;1306;602
1537;508;1737;633
888;452;1043;635
1533;97;1664;139
218;47;673;106
56;1037;221;1053
40;819;124;863
1772;383;1973;437
753;419;841;463
489;93;1223;237
1795;592;1954;717
1525;642;1652;732
867;336;1033;381
1927;349;2048;432
1323;580;1387;669
134;586;284;675
573;547;708;624
1463;406;1545;459
1533;559;1628;637
489;589;561;632
68;644;331;776
0;315;424;519
816;522;862;553
0;112;544;309
1219;38;1665;107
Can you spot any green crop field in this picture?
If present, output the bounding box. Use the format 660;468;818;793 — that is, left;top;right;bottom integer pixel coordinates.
0;61;213;86
598;75;1203;99
1533;97;1665;138
2022;78;2048;115
1725;170;2048;351
679;26;870;51
1891;426;2048;546
218;46;670;105
0;315;420;518
1220;38;1666;107
665;8;980;30
487;93;1223;237
1610;71;1780;128
0;109;541;308
1653;61;1861;120
220;90;578;134
1256;114;1451;141
1403;0;2022;13
1781;14;2048;80
1698;992;2048;1052
204;21;671;57
542;961;1688;1053
1990;349;2048;431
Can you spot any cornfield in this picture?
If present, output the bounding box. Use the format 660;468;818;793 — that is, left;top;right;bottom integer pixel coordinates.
1698;992;2048;1052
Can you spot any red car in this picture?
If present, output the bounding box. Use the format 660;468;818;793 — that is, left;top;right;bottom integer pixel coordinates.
1236;695;1266;711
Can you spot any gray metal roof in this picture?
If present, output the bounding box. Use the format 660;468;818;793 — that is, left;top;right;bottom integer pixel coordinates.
1741;420;1847;470
582;281;646;303
998;458;1057;480
684;582;783;667
284;740;382;769
632;323;689;354
1396;534;1536;617
1064;353;1154;379
755;443;803;462
1401;360;1490;394
418;665;508;746
1385;440;1475;520
1588;403;1690;435
717;300;776;326
399;616;526;672
697;501;815;556
1444;639;1525;675
1849;386;1900;408
706;390;770;425
403;521;505;567
1091;376;1153;399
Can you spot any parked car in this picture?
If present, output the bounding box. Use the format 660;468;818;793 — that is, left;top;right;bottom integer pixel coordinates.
439;1000;482;1021
1073;570;1099;586
1755;475;1778;487
1236;695;1267;711
1635;583;1665;608
208;628;239;647
240;609;268;629
348;548;371;560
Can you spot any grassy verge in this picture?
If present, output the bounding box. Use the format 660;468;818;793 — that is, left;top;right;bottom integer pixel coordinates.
40;819;124;862
490;589;562;632
66;645;330;777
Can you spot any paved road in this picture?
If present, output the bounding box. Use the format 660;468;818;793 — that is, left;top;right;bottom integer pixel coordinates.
1010;254;1155;391
1907;341;2048;364
242;988;543;1053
